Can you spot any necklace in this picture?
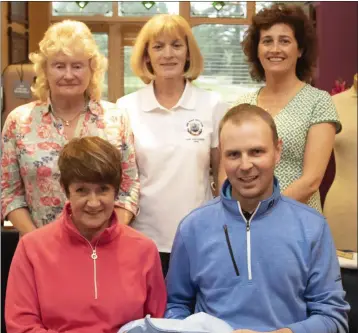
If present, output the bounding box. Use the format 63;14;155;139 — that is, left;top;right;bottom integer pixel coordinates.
51;104;88;126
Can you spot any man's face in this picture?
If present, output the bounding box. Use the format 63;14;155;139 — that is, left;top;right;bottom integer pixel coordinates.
220;118;282;210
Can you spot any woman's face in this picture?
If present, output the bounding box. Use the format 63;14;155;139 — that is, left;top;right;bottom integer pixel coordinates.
258;23;302;78
46;52;92;99
67;182;116;240
146;33;188;80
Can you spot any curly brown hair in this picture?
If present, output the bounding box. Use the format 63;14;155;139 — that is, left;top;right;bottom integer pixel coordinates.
242;4;318;82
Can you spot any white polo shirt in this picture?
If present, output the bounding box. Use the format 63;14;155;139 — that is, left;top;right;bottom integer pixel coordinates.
117;81;228;252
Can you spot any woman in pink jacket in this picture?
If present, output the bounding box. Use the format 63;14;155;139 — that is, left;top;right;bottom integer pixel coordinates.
5;136;166;333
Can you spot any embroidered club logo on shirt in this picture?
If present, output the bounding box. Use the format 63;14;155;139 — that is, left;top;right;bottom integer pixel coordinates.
187;119;203;136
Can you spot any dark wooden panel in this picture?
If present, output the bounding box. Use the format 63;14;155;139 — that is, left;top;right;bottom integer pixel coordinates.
8;28;29;64
8;1;29;27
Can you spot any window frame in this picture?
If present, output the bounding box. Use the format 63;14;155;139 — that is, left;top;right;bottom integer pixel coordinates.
49;1;258;102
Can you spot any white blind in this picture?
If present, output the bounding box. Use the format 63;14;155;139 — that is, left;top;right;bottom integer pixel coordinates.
192;24;262;104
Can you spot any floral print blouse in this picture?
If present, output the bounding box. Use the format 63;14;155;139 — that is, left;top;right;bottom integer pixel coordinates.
1;99;139;227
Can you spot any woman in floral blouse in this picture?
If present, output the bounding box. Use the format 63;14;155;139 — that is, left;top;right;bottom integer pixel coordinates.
1;20;139;235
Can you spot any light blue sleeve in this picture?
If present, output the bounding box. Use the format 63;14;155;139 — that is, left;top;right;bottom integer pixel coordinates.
164;226;196;319
287;222;350;333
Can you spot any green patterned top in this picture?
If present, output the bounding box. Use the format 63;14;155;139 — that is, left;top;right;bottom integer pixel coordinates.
235;84;341;212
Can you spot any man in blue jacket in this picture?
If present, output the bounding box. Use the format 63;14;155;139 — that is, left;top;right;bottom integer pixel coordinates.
165;104;349;333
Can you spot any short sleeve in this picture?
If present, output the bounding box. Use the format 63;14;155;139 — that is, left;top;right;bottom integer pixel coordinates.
211;97;229;148
115;109;140;214
100;102;140;215
232;90;258;107
311;91;342;134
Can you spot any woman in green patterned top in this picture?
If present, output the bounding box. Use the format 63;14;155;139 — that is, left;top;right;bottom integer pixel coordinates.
231;4;341;212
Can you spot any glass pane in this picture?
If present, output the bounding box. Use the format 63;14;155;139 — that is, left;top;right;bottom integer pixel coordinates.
191;1;247;18
255;1;274;13
118;1;179;16
52;1;113;16
93;33;109;100
256;2;306;13
124;46;145;95
192;25;262;104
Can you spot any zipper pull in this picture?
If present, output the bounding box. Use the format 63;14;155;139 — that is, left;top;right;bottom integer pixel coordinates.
91;249;98;260
246;221;250;231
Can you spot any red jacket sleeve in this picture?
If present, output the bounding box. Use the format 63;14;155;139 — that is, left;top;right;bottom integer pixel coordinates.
5;238;60;333
144;244;167;317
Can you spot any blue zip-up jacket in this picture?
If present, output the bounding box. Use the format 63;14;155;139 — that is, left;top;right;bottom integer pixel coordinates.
165;178;349;333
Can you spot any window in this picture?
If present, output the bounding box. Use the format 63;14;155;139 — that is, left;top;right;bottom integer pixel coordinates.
49;1;272;102
255;1;274;13
118;1;179;16
52;1;113;16
191;1;247;18
193;24;262;104
255;2;307;13
92;33;109;100
124;46;145;95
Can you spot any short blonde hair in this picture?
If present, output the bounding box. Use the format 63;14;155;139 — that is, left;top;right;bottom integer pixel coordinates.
29;20;107;102
219;104;279;145
131;14;203;84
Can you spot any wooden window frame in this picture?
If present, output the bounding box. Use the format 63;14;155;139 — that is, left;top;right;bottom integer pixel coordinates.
49;1;257;102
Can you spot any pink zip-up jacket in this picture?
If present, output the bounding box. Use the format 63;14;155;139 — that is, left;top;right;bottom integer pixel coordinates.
5;203;167;333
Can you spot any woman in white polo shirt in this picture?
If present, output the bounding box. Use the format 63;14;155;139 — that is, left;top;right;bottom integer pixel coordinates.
117;14;228;276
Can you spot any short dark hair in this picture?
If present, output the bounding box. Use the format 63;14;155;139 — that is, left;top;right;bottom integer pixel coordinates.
219;104;279;145
58;136;122;196
242;4;318;82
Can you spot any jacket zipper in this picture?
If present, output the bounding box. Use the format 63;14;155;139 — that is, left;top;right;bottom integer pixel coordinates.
91;247;98;300
223;225;240;276
83;238;100;300
238;202;261;281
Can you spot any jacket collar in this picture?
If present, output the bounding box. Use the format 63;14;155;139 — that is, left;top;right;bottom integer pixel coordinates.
140;80;196;112
60;202;122;246
220;177;281;220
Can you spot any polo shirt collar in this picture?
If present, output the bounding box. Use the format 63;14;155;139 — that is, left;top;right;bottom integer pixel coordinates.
140;80;196;112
